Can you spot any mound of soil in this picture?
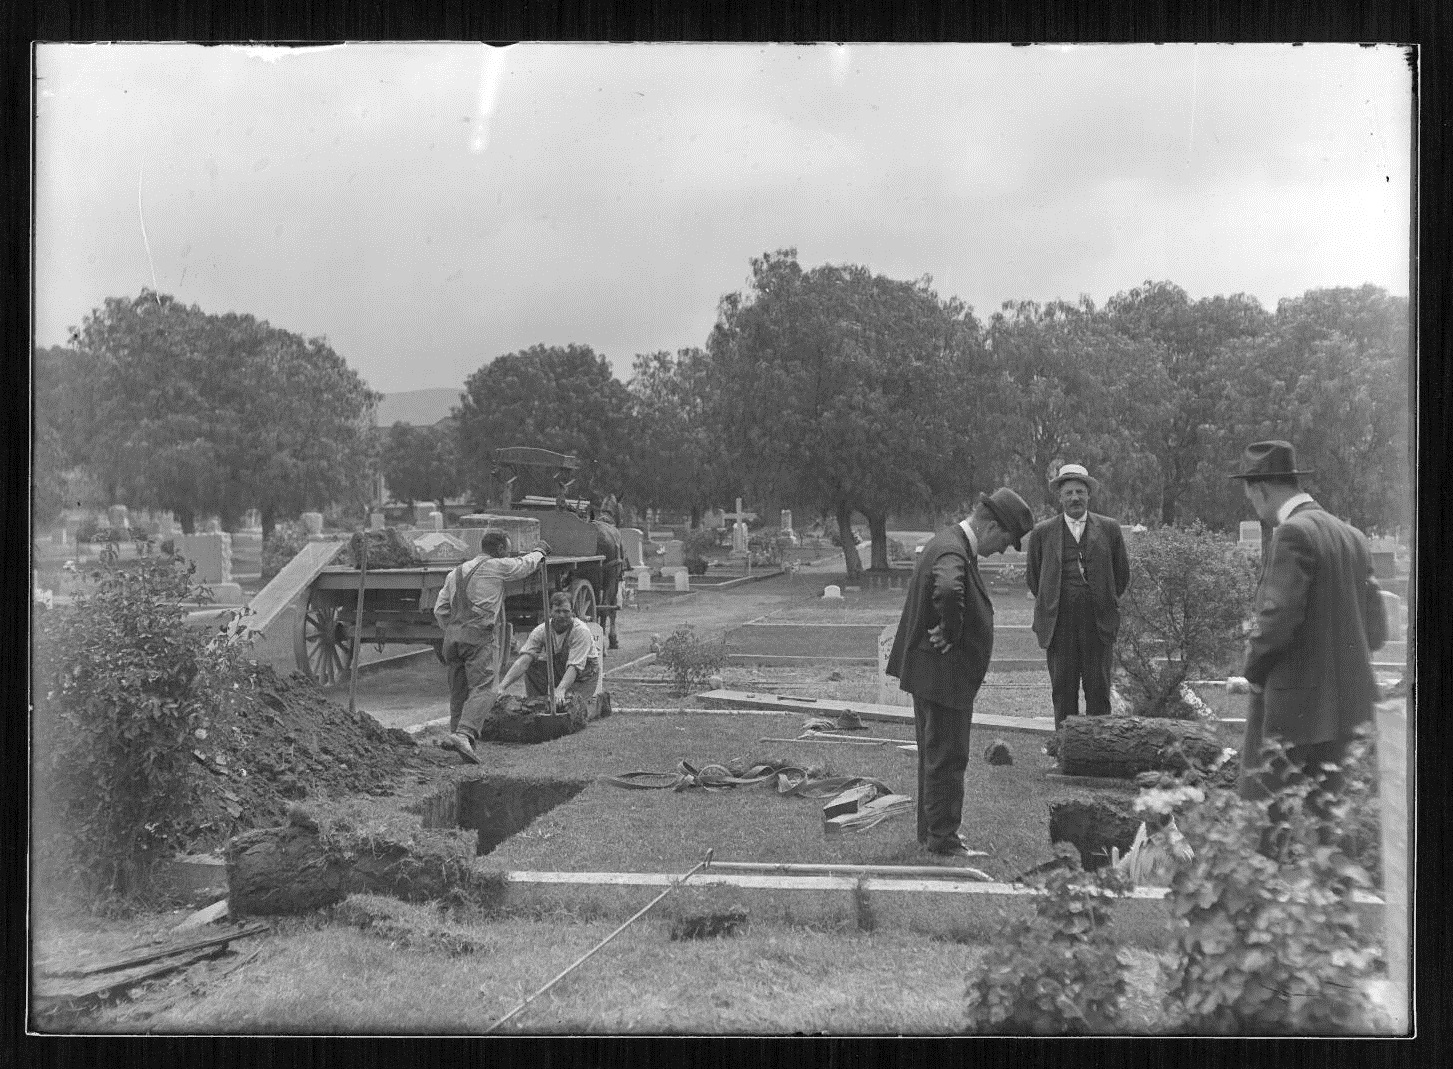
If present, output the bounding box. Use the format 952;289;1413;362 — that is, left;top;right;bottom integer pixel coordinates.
181;662;436;853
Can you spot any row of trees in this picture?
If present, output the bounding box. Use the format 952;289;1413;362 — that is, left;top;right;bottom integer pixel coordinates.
35;258;1409;573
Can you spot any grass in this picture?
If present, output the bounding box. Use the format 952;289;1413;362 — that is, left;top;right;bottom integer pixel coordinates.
76;897;1176;1035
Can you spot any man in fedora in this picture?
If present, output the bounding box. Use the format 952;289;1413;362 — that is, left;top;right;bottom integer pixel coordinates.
1231;440;1387;803
1026;463;1131;731
887;487;1035;857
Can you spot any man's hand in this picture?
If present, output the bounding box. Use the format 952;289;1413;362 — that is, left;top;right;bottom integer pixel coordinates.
927;624;951;654
534;540;552;557
553;687;568;704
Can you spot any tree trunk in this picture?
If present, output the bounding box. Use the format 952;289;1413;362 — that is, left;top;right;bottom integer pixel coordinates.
836;502;863;577
864;510;890;571
1059;715;1223;779
260;505;276;543
178;508;195;535
690;503;702;530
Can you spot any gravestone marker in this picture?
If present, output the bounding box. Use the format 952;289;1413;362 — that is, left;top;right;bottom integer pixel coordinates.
204;517;224;534
107;505;130;531
674;570;691;592
1238;520;1261;545
369;512;385;531
242;508;262;531
429;511;444;531
877;622;910;707
619;528;647;568
780;509;794;538
724;498;756;559
823;585;842;600
661;539;685;573
413;503;434;526
1381;589;1404;641
301;512;324;539
157;512;176;538
1369;550;1396;581
178;532;242;604
633;567;652;592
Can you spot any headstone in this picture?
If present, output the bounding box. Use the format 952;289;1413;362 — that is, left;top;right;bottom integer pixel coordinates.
301;512;325;539
723;497;757;560
177;532;243;604
429;511;444;531
204;517;224;534
413;502;434;526
633;567;652;592
369;512;385;531
157;512;176;538
52;527;67;546
619;528;647;568
1369;550;1396;581
661;539;685;571
877;622;909;706
242;508;262;531
674;570;691;592
1381;589;1404;642
823;585;842;600
780;509;794;537
107;505;130;531
1238;521;1261;545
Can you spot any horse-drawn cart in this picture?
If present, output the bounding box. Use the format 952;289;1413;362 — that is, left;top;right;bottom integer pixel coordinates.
291;447;625;685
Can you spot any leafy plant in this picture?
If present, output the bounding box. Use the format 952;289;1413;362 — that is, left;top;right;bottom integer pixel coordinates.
684;528;719;558
1146;736;1383;1034
1114;523;1258;718
32;553;258;902
655;624;727;695
963;843;1131;1034
261;518;310;580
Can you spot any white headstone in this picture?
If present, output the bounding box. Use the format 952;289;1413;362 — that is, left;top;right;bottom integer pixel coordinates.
242;508;262;531
780;509;794;535
724;497;757;559
1381;589;1404;641
204;517;223;534
1239;521;1262;544
662;539;685;570
620;528;647;568
53;527;68;546
107;505;130;530
301;512;324;539
633;567;652;592
823;584;842;599
157;512;176;538
369;512;385;531
176;532;243;604
674;570;691;592
429;511;445;531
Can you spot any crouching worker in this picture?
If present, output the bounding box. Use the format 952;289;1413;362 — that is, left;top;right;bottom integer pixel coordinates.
435;531;550;764
496;592;602;705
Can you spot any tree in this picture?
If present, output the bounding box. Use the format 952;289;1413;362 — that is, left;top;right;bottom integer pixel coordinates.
622;348;725;526
708;250;990;574
455;344;632;507
1105;282;1271;525
32;345;85;528
61;291;380;537
379;420;464;512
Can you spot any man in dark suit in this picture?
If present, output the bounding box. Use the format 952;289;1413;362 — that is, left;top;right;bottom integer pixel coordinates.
887;487;1035;857
1230;441;1388;802
1025;464;1131;729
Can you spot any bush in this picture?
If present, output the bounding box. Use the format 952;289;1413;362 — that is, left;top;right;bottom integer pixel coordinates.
32;553;257;902
684;528;719;558
1142;735;1383;1034
261;519;310;580
655;624;727;695
964;843;1132;1034
1114;523;1258;718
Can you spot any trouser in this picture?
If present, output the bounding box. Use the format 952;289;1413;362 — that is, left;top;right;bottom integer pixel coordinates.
525;656;601;699
443;625;502;737
1238;691;1351;809
912;693;977;851
1046;586;1113;727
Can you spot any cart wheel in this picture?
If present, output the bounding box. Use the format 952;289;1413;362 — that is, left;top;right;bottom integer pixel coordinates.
294;595;353;685
568;578;597;623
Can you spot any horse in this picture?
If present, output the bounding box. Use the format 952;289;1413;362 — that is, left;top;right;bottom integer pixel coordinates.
590;494;627;650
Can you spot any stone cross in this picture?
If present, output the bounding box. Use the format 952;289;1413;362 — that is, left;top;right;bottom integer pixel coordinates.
724;497;756;558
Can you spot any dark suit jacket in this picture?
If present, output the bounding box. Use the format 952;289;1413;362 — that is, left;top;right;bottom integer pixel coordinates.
886;524;994;711
1243;500;1387;748
1024;512;1130;650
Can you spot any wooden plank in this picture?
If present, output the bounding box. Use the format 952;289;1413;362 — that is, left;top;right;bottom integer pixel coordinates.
698;690;1057;734
44;921;269;978
33;948;226;1005
244;539;345;632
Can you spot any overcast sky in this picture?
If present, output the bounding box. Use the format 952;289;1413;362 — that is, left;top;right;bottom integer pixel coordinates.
34;42;1411;395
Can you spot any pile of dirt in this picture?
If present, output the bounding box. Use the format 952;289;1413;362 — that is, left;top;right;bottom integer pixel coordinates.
181;662;437;854
340;527;423;570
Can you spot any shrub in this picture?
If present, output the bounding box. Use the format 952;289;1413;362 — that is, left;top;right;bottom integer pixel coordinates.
887;538;914;563
1143;735;1383;1034
1114;523;1258;718
655;624;727;695
32;553;258;902
684;528;719;558
261;519;310;580
963;843;1132;1034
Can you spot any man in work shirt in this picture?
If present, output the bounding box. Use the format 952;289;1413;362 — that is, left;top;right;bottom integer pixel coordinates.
495;591;602;704
434;530;550;763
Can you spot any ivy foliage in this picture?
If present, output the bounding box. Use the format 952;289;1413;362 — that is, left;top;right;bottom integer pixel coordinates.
32;550;256;902
963;843;1132;1034
1156;736;1383;1034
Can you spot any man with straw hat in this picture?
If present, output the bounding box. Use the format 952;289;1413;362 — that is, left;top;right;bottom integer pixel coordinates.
1229;440;1388;803
887;487;1035;857
1026;463;1131;731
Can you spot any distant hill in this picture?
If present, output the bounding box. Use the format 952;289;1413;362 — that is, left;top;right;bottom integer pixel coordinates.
374;387;462;427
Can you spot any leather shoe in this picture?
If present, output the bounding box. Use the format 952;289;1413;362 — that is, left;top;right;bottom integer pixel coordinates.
445;732;481;765
930;842;972;858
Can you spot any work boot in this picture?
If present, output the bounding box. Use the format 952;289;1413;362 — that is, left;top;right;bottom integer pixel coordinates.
608;634;619;650
445;732;480;765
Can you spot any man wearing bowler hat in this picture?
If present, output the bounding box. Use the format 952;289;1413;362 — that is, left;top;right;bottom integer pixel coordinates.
887;487;1035;857
1025;463;1131;730
1230;440;1388;803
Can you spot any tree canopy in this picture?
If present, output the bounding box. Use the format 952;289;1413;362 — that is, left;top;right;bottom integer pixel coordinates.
379;420;463;511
